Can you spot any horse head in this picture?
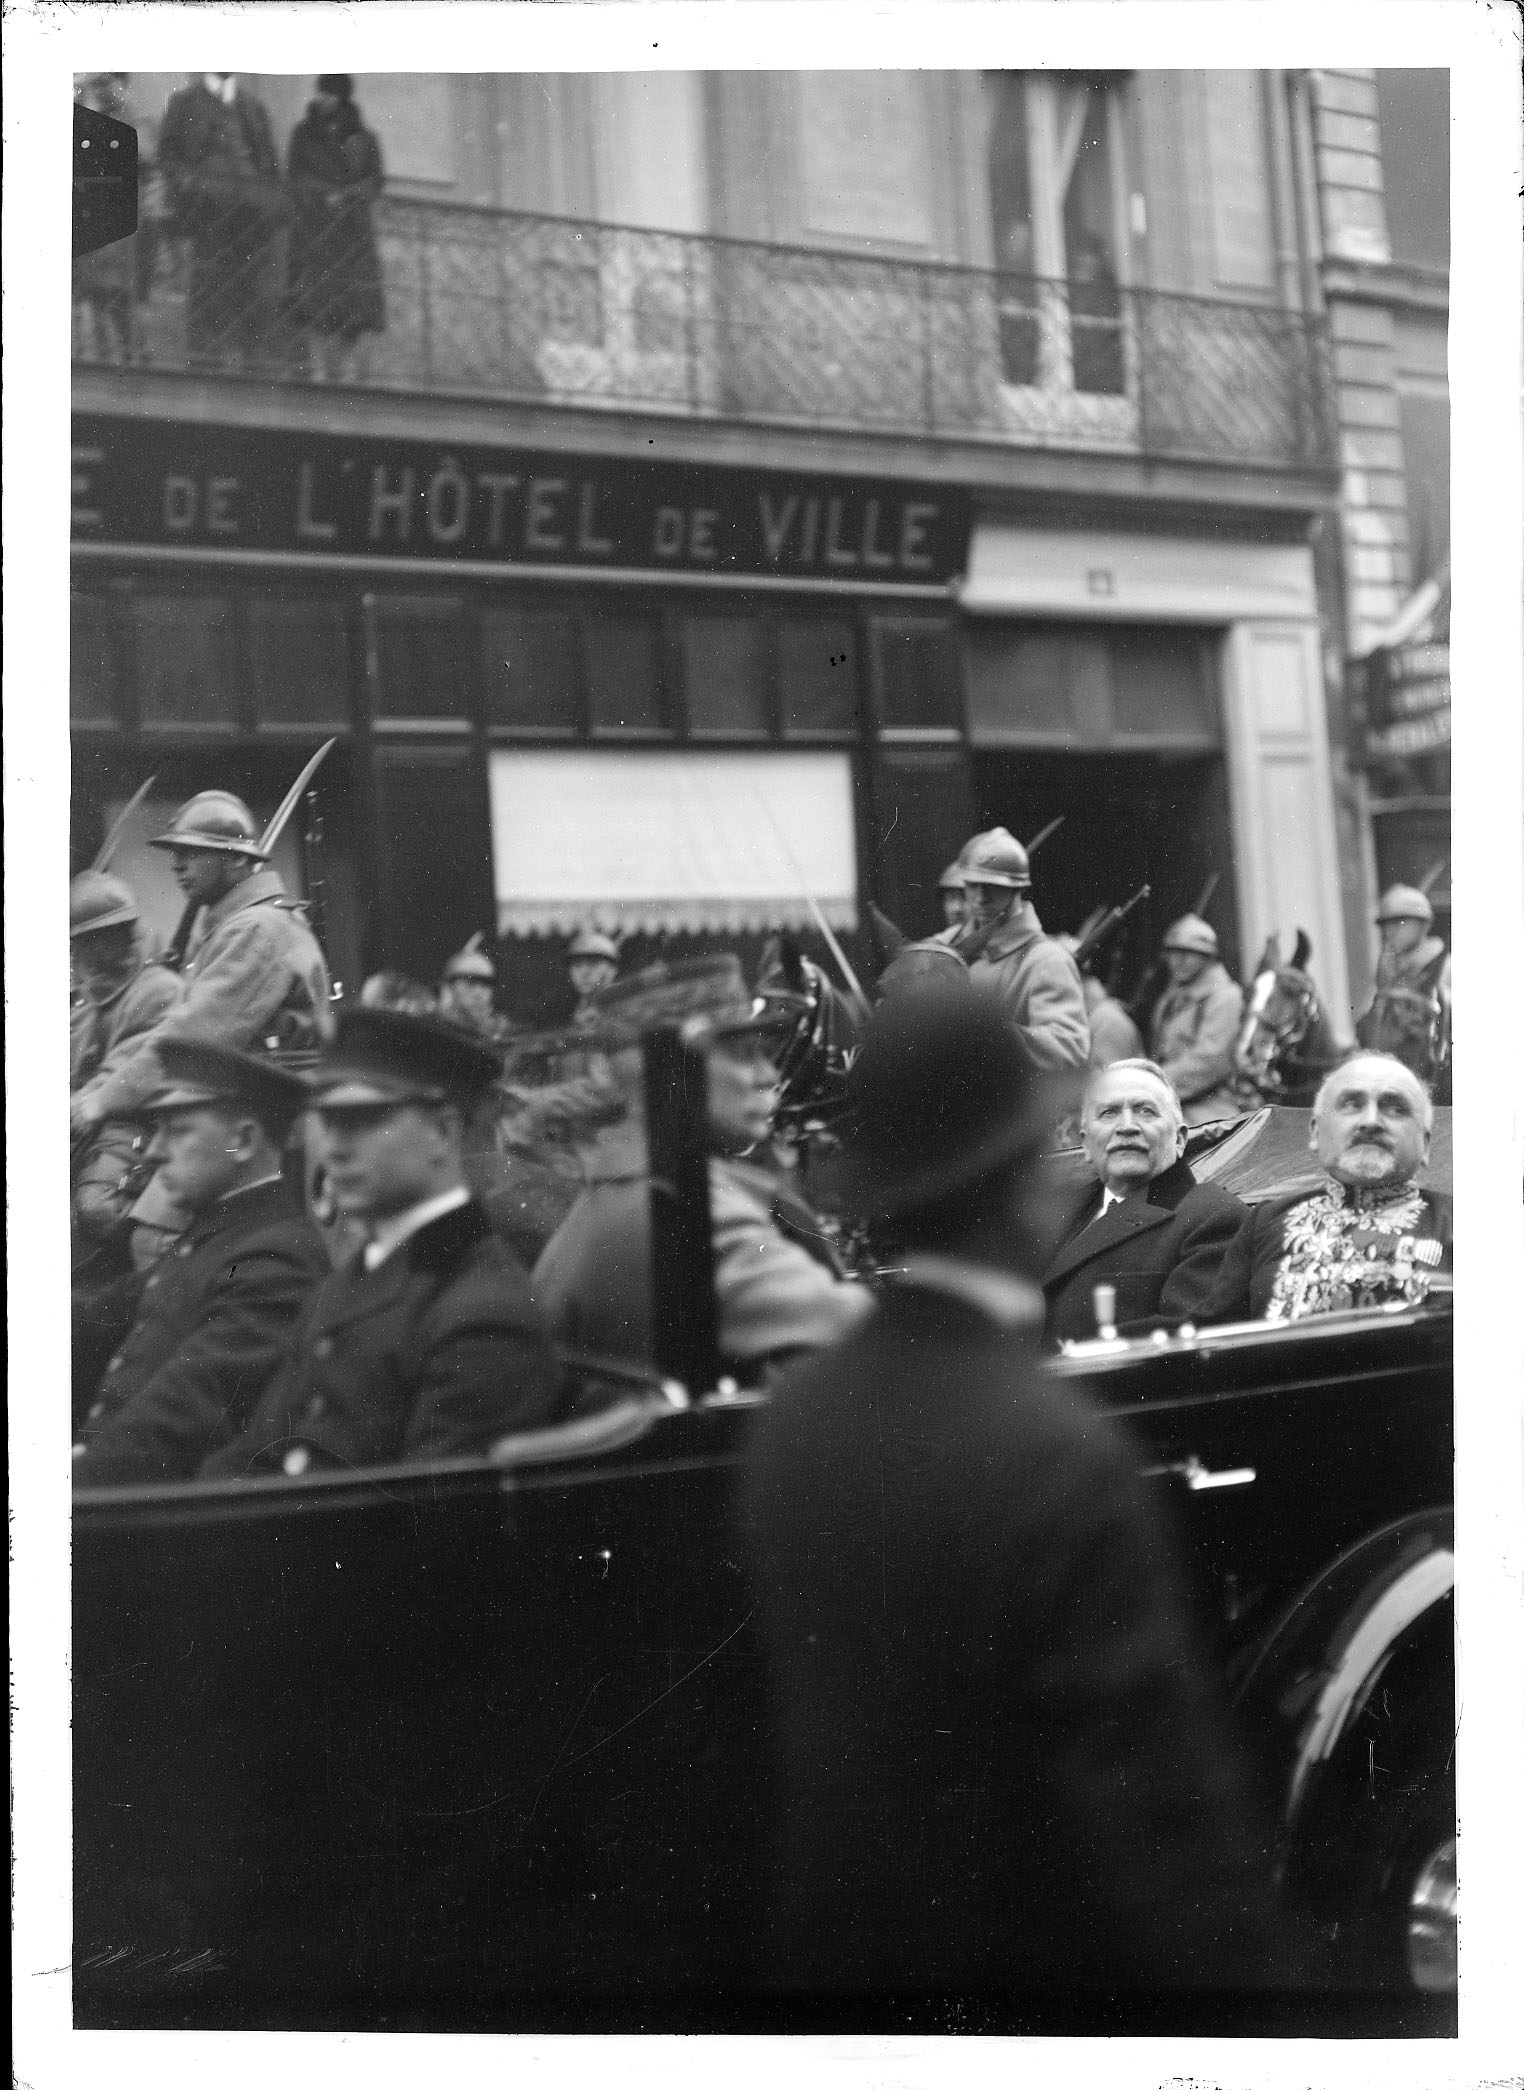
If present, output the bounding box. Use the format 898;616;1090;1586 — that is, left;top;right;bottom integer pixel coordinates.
1233;928;1337;1105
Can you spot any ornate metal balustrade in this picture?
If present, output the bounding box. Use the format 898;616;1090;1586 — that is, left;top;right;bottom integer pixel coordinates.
73;186;1337;472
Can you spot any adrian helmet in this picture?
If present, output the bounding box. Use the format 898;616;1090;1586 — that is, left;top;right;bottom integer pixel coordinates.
444;931;496;983
149;790;268;860
568;929;619;964
937;859;967;893
1162;913;1220;959
1375;883;1434;927
69;869;140;939
960;827;1032;892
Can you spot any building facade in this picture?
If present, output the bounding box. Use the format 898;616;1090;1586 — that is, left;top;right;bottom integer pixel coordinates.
72;68;1351;1026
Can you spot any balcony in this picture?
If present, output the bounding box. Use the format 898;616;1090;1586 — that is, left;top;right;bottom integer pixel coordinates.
73;187;1337;475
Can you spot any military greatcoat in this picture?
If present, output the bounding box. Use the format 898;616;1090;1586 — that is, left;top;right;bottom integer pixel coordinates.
73;1175;329;1486
966;907;1091;1072
201;1199;561;1477
1148;960;1246;1123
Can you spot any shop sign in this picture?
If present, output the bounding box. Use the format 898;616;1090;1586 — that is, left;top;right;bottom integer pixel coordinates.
1357;633;1451;763
71;415;972;586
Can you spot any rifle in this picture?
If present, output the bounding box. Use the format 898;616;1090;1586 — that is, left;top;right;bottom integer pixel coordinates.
1071;884;1150;971
1124;870;1221;1019
1417;855;1449;897
753;791;872;1022
1024;815;1065;857
91;775;158;872
163;740;338;973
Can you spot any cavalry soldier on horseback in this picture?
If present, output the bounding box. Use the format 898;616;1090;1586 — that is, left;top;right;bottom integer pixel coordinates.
959;828;1090;1072
567;928;621;1027
1146;913;1245;1125
69;870;183;1279
439;933;515;1045
1355;885;1451;1100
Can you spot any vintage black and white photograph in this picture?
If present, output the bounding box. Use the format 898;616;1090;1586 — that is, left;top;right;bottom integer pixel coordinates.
10;0;1523;2078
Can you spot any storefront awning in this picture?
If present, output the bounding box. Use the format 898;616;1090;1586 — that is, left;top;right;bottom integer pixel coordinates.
488;749;858;939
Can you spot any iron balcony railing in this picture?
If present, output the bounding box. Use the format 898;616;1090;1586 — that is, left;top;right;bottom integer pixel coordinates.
73;182;1337;473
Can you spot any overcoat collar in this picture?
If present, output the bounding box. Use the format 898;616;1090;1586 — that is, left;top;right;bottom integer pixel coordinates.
320;1198;492;1331
977;904;1046;963
181;1173;298;1249
1043;1156;1198;1290
201;868;297;938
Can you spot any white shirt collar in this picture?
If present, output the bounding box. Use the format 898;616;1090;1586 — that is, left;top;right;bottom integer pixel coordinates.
362;1185;471;1272
204;74;237;103
890;1253;1044;1331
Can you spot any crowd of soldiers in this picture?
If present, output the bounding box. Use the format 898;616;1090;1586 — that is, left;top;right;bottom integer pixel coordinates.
67;774;1455;1999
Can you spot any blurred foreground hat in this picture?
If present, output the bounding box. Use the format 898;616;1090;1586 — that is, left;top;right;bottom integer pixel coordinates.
838;993;1053;1218
147;1038;310;1139
569;928;620;964
70;869;140;938
590;955;787;1044
877;939;972;1004
308;1007;502;1111
150;791;268;860
443;932;496;983
1375;883;1434;927
961;827;1031;892
1162;913;1219;959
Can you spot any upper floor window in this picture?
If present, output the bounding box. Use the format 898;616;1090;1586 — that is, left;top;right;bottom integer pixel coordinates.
985;74;1129;399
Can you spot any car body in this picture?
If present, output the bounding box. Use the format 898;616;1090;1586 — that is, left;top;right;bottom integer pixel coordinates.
73;1043;1455;2034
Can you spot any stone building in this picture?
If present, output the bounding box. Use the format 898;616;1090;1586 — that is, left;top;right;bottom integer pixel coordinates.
72;69;1357;1023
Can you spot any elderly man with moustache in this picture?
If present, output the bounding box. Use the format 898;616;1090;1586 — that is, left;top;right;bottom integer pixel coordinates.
72;1041;328;1483
201;1008;561;1478
1041;1058;1248;1345
1200;1050;1450;1323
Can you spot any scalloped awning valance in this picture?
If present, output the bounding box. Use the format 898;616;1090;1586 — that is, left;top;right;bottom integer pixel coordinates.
488;749;858;940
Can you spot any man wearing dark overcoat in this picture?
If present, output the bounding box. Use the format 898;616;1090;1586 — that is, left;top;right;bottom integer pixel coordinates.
1042;1057;1247;1343
743;994;1289;2001
1200;1051;1451;1324
72;1041;327;1481
202;1009;561;1478
157;72;287;364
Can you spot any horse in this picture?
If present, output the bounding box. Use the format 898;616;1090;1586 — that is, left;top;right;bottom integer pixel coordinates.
1232;930;1347;1109
754;933;864;1143
1355;968;1452;1106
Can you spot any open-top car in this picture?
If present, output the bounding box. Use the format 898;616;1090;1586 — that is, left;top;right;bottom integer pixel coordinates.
73;1032;1455;2035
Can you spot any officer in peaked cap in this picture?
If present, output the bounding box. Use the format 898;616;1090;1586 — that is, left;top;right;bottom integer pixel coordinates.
71;786;332;1152
1145;913;1245;1124
201;1007;560;1480
1355;885;1452;1091
72;1038;328;1484
958;827;1090;1073
532;955;870;1384
568;928;621;1028
70;870;184;1283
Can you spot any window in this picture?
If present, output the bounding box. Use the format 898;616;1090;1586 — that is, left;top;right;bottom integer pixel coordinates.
71;588;117;725
371;596;471;723
1376;72;1450;274
682;614;770;737
248;598;351;729
873;619;962;732
482;607;581;733
966;625;1220;749
133;594;238;729
777;616;858;735
584;613;668;733
986;74;1129;396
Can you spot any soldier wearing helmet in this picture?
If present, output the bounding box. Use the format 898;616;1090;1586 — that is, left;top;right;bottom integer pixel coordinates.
1145;913;1245;1125
958;827;1090;1073
567;928;620;1028
68;789;333;1153
937;860;968;932
440;933;512;1043
69;869;184;1276
1354;884;1451;1095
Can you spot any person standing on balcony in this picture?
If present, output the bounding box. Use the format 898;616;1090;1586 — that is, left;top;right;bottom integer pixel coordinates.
1069;231;1125;397
286;76;386;384
157;73;288;367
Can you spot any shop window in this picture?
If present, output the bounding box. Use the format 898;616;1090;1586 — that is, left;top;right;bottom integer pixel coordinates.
682;614;770;737
584;612;669;733
70;588;117;725
777;616;858;735
482;607;581;733
372;746;495;981
133;594;238;729
873;619;962;732
248;597;352;729
1109;629;1219;745
966;628;1108;744
371;596;472;723
871;747;976;941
